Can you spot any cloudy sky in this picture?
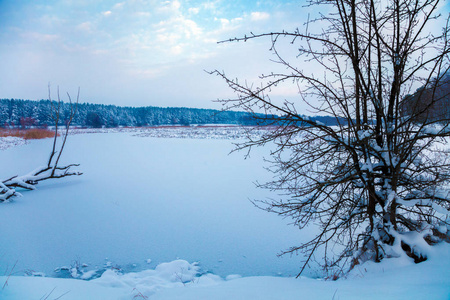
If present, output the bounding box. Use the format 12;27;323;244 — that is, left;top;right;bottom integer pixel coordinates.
0;0;308;109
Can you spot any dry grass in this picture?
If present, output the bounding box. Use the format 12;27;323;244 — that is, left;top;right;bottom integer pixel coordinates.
0;128;56;140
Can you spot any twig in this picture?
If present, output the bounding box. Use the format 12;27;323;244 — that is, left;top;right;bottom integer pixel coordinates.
2;260;17;290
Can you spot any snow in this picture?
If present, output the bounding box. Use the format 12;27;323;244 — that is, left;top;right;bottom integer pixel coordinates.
0;136;27;150
357;129;372;139
67;126;271;140
1;244;450;299
396;195;450;215
0;128;449;299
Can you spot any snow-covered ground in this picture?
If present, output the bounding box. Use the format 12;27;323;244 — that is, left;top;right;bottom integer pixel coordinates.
1;244;449;299
0;128;449;299
0;136;27;150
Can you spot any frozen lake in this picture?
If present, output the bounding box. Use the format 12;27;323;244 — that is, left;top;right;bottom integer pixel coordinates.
0;131;315;278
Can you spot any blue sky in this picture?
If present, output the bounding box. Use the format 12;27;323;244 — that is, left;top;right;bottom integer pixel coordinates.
0;0;304;108
1;1;447;110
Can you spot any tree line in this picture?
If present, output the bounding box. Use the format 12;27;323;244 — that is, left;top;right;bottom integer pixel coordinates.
0;99;266;128
0;98;352;128
401;73;450;123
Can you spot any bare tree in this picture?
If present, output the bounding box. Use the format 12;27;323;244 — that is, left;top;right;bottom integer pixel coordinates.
0;87;82;202
213;0;450;277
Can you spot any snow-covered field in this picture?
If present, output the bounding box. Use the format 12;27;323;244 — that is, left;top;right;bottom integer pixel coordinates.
0;127;449;299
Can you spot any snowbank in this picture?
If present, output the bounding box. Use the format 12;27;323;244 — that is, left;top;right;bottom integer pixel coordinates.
1;244;450;299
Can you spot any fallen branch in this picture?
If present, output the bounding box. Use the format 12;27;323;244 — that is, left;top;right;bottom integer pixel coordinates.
0;86;82;203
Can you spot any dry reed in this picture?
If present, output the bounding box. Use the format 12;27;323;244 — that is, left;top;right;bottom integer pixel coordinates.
0;128;56;140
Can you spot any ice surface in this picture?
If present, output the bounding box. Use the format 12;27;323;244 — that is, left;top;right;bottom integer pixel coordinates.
0;130;449;299
0;131;313;278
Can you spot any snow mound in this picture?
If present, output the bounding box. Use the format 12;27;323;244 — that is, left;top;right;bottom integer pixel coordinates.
93;259;222;297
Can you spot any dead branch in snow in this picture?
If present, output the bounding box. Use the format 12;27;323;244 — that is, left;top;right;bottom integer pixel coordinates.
0;87;82;202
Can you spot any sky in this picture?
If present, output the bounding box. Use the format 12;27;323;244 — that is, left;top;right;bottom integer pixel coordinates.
0;0;307;109
0;1;448;110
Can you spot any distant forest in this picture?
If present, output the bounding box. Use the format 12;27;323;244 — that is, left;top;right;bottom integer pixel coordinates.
400;73;450;123
0;99;263;128
0;99;344;128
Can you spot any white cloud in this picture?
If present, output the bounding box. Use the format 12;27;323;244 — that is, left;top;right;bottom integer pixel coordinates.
102;11;112;17
158;0;182;14
156;32;181;44
155;16;203;42
171;44;183;55
217;18;229;27
113;2;125;10
202;1;219;11
188;7;200;15
172;0;181;10
182;19;202;38
250;11;270;21
211;16;243;38
135;11;151;17
91;49;110;55
76;21;93;32
38;15;65;28
20;31;60;42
